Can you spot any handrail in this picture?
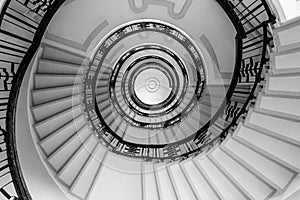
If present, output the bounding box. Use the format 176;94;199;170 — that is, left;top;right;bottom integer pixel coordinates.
186;1;275;157
0;0;276;198
0;0;66;199
82;0;276;161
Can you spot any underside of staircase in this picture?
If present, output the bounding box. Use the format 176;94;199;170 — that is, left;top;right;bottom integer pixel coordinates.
1;0;300;200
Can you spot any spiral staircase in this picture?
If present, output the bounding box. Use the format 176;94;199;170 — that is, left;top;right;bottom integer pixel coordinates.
0;0;300;200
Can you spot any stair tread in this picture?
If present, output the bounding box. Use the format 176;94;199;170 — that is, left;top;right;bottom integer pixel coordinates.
34;74;82;89
234;125;300;171
37;58;83;75
32;94;81;122
246;109;300;146
168;163;198;200
32;85;81;105
181;159;221;200
194;156;248;200
70;145;107;199
57;135;98;186
154;163;179;200
223;135;296;190
88;152;142;200
256;94;300;119
34;105;82;140
40;115;86;157
48;125;91;172
142;163;160;200
210;147;275;199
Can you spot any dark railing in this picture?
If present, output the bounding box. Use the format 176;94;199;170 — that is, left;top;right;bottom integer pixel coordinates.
0;0;66;199
184;0;276;157
0;0;275;199
86;0;276;161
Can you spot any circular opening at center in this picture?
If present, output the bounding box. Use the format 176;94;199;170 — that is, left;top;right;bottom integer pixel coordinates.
134;67;172;105
146;78;159;92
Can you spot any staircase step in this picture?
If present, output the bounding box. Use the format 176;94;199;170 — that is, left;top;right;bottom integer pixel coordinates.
42;43;86;65
34;74;81;89
155;129;168;144
57;135;98;186
170;125;186;141
210;147;275;199
142;163;160;200
37;59;83;75
256;94;300;120
32;95;81;122
181;158;221;200
246;109;300;146
96;87;109;95
271;47;300;74
34;105;82;140
70;145;107;199
168;162;198;200
115;121;128;138
223;135;296;190
179;120;197;137
194;155;248;200
99;105;114;119
149;129;159;144
103;111;119;126
266;73;300;96
165;128;180;143
123;126;150;144
40;115;86;157
132;113;150;123
32;85;81;106
233;124;300;172
108;116;122;132
88;152;142;200
275;21;300;51
154;163;178;200
48;125;91;172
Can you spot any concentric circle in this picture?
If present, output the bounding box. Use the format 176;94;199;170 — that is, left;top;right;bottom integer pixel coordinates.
81;19;207;159
134;69;171;105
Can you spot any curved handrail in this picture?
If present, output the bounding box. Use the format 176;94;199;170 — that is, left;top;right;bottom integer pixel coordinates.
79;0;276;161
0;0;66;199
0;0;276;198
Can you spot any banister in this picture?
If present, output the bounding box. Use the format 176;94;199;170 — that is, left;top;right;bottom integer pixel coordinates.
0;1;276;199
0;0;66;199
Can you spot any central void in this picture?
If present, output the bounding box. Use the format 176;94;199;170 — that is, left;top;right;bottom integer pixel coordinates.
134;67;172;105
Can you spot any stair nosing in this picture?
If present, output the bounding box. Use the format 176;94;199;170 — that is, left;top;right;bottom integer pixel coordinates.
192;158;224;200
39;114;85;156
208;153;257;200
232;134;300;174
179;162;205;200
69;144;103;195
53;127;91;174
46;122;88;161
85;150;108;200
244;120;300;148
220;143;281;191
39;58;82;68
32;85;81;94
57;134;96;179
34;104;81;127
32;94;81;113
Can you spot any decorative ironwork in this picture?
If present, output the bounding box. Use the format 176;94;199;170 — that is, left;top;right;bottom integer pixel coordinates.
0;0;275;198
